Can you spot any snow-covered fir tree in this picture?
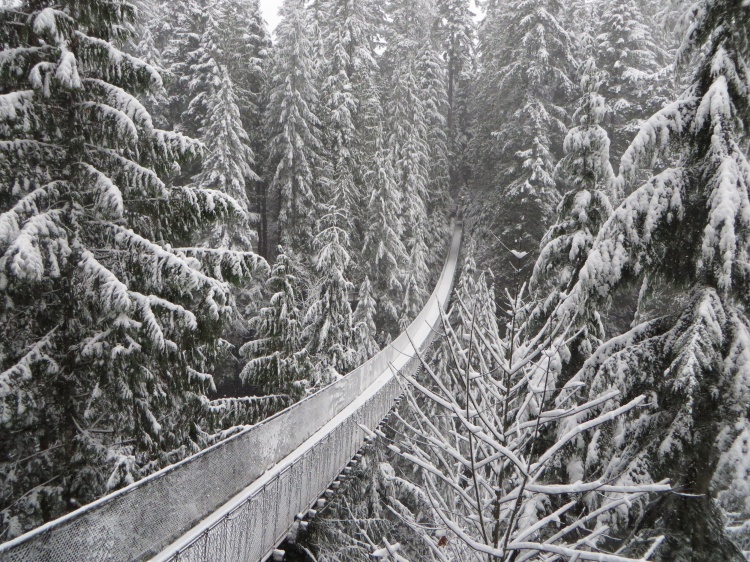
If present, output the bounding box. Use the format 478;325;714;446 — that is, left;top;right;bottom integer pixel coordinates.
561;0;595;38
240;248;311;400
215;0;271;140
416;42;451;265
386;50;430;251
596;0;671;167
361;130;408;331
381;0;439;324
434;0;475;194
352;276;380;362
550;0;750;556
315;0;383;255
472;0;577;281
193;64;259;251
389;0;452;276
265;0;326;254
529;58;615;344
130;0;169;128
416;44;450;204
147;0;271;253
180;2;225;139
303;208;357;385
171;2;265;387
158;0;213;141
212;0;272;256
0;0;264;539
303;440;473;561
398;229;431;330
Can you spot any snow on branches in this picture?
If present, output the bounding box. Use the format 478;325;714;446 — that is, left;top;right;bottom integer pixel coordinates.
390;264;669;560
0;0;265;540
538;0;750;552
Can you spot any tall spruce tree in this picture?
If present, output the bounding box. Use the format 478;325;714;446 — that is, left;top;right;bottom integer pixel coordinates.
131;0;169;128
361;130;408;330
596;0;671;167
551;0;750;556
387;52;430;245
434;0;475;194
416;42;451;266
133;0;267;249
0;0;264;539
472;0;577;283
163;0;214;140
382;0;436;323
303;209;357;384
352;276;379;362
213;0;272;257
529;58;615;346
399;229;430;329
193;64;259;251
215;0;271;139
315;0;382;257
265;0;325;254
240;249;310;400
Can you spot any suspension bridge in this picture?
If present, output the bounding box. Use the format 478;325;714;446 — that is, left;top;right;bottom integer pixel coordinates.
0;221;463;562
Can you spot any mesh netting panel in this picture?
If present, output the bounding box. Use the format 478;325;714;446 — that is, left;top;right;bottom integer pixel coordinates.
0;224;462;562
164;342;420;561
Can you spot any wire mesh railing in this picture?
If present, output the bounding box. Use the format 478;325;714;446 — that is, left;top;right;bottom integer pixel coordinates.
0;222;463;562
162;374;404;562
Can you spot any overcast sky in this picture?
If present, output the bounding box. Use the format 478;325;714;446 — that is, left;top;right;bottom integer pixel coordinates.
260;0;283;33
258;0;483;36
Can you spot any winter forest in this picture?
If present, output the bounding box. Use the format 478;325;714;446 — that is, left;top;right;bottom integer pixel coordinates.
1;0;750;559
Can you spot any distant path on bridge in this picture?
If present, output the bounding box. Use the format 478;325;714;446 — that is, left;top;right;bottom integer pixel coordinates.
0;221;463;562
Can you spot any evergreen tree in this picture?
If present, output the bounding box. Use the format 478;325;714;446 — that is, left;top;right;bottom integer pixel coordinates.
399;229;430;329
302;444;467;561
434;0;475;194
216;0;272;256
381;0;451;319
303;209;357;384
216;0;271;137
175;3;264;377
387;53;430;247
471;0;577;280
193;64;259;251
265;0;325;253
552;0;750;555
156;0;211;142
153;0;270;253
529;58;615;345
316;0;382;256
0;0;263;538
596;0;670;167
416;43;451;265
361;130;408;330
561;0;595;38
240;249;310;400
416;44;450;203
131;0;169;129
181;2;224;139
383;5;433;321
352;276;379;362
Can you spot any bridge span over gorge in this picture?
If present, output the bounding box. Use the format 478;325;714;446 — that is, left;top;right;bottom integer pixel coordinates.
0;222;464;562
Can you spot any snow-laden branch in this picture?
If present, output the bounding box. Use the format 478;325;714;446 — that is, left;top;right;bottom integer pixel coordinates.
390;261;669;561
